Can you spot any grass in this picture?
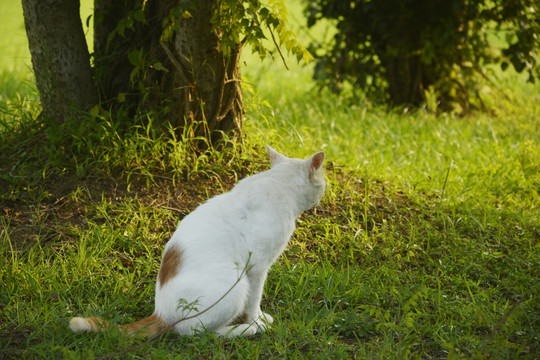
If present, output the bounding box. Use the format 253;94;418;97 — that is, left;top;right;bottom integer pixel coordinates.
1;1;539;359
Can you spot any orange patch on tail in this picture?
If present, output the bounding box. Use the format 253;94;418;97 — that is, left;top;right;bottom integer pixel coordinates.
70;314;168;338
87;317;109;331
122;314;168;337
158;245;183;288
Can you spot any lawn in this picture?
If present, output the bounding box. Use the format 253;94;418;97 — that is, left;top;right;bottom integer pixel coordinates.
1;1;539;359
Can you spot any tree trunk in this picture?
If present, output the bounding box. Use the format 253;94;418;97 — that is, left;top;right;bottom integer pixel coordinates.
93;0;135;103
94;0;243;144
22;0;97;122
168;0;243;143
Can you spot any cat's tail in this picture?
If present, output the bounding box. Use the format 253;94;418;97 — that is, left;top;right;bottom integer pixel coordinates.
69;314;169;338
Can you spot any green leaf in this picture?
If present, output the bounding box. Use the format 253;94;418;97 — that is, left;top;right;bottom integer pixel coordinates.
128;49;141;66
259;7;269;20
133;9;145;22
152;61;169;72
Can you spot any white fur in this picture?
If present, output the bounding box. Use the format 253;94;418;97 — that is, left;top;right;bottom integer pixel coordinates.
69;317;92;332
154;146;326;337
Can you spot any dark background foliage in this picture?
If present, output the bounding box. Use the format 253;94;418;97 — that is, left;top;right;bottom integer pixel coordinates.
304;0;539;113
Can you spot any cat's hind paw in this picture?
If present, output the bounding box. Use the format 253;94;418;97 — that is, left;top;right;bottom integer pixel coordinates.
253;312;273;332
260;312;274;325
216;324;258;338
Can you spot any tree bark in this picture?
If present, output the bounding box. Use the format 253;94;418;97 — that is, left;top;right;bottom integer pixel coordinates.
169;0;243;142
22;0;98;122
142;0;243;143
93;0;135;103
94;0;243;143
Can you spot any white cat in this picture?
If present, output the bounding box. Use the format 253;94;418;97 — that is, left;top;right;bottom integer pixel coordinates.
69;146;326;338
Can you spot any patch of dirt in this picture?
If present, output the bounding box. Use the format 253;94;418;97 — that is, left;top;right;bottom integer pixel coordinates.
1;162;421;255
1;171;239;252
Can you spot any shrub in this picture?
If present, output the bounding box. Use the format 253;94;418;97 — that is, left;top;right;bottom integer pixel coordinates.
304;0;539;113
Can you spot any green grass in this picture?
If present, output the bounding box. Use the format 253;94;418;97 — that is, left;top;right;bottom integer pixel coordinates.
1;0;539;359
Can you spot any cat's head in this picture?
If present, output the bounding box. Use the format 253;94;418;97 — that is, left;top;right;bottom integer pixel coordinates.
266;145;326;210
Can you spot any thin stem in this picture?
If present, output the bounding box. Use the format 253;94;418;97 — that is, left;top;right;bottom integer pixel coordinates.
440;160;453;201
267;25;289;71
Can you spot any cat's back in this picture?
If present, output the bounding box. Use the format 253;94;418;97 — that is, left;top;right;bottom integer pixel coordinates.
201;168;294;219
172;167;295;239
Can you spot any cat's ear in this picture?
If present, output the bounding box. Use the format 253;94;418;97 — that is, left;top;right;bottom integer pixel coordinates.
308;152;325;174
266;145;286;167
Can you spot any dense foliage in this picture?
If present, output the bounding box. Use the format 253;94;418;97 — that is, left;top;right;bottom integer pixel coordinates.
304;0;540;112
